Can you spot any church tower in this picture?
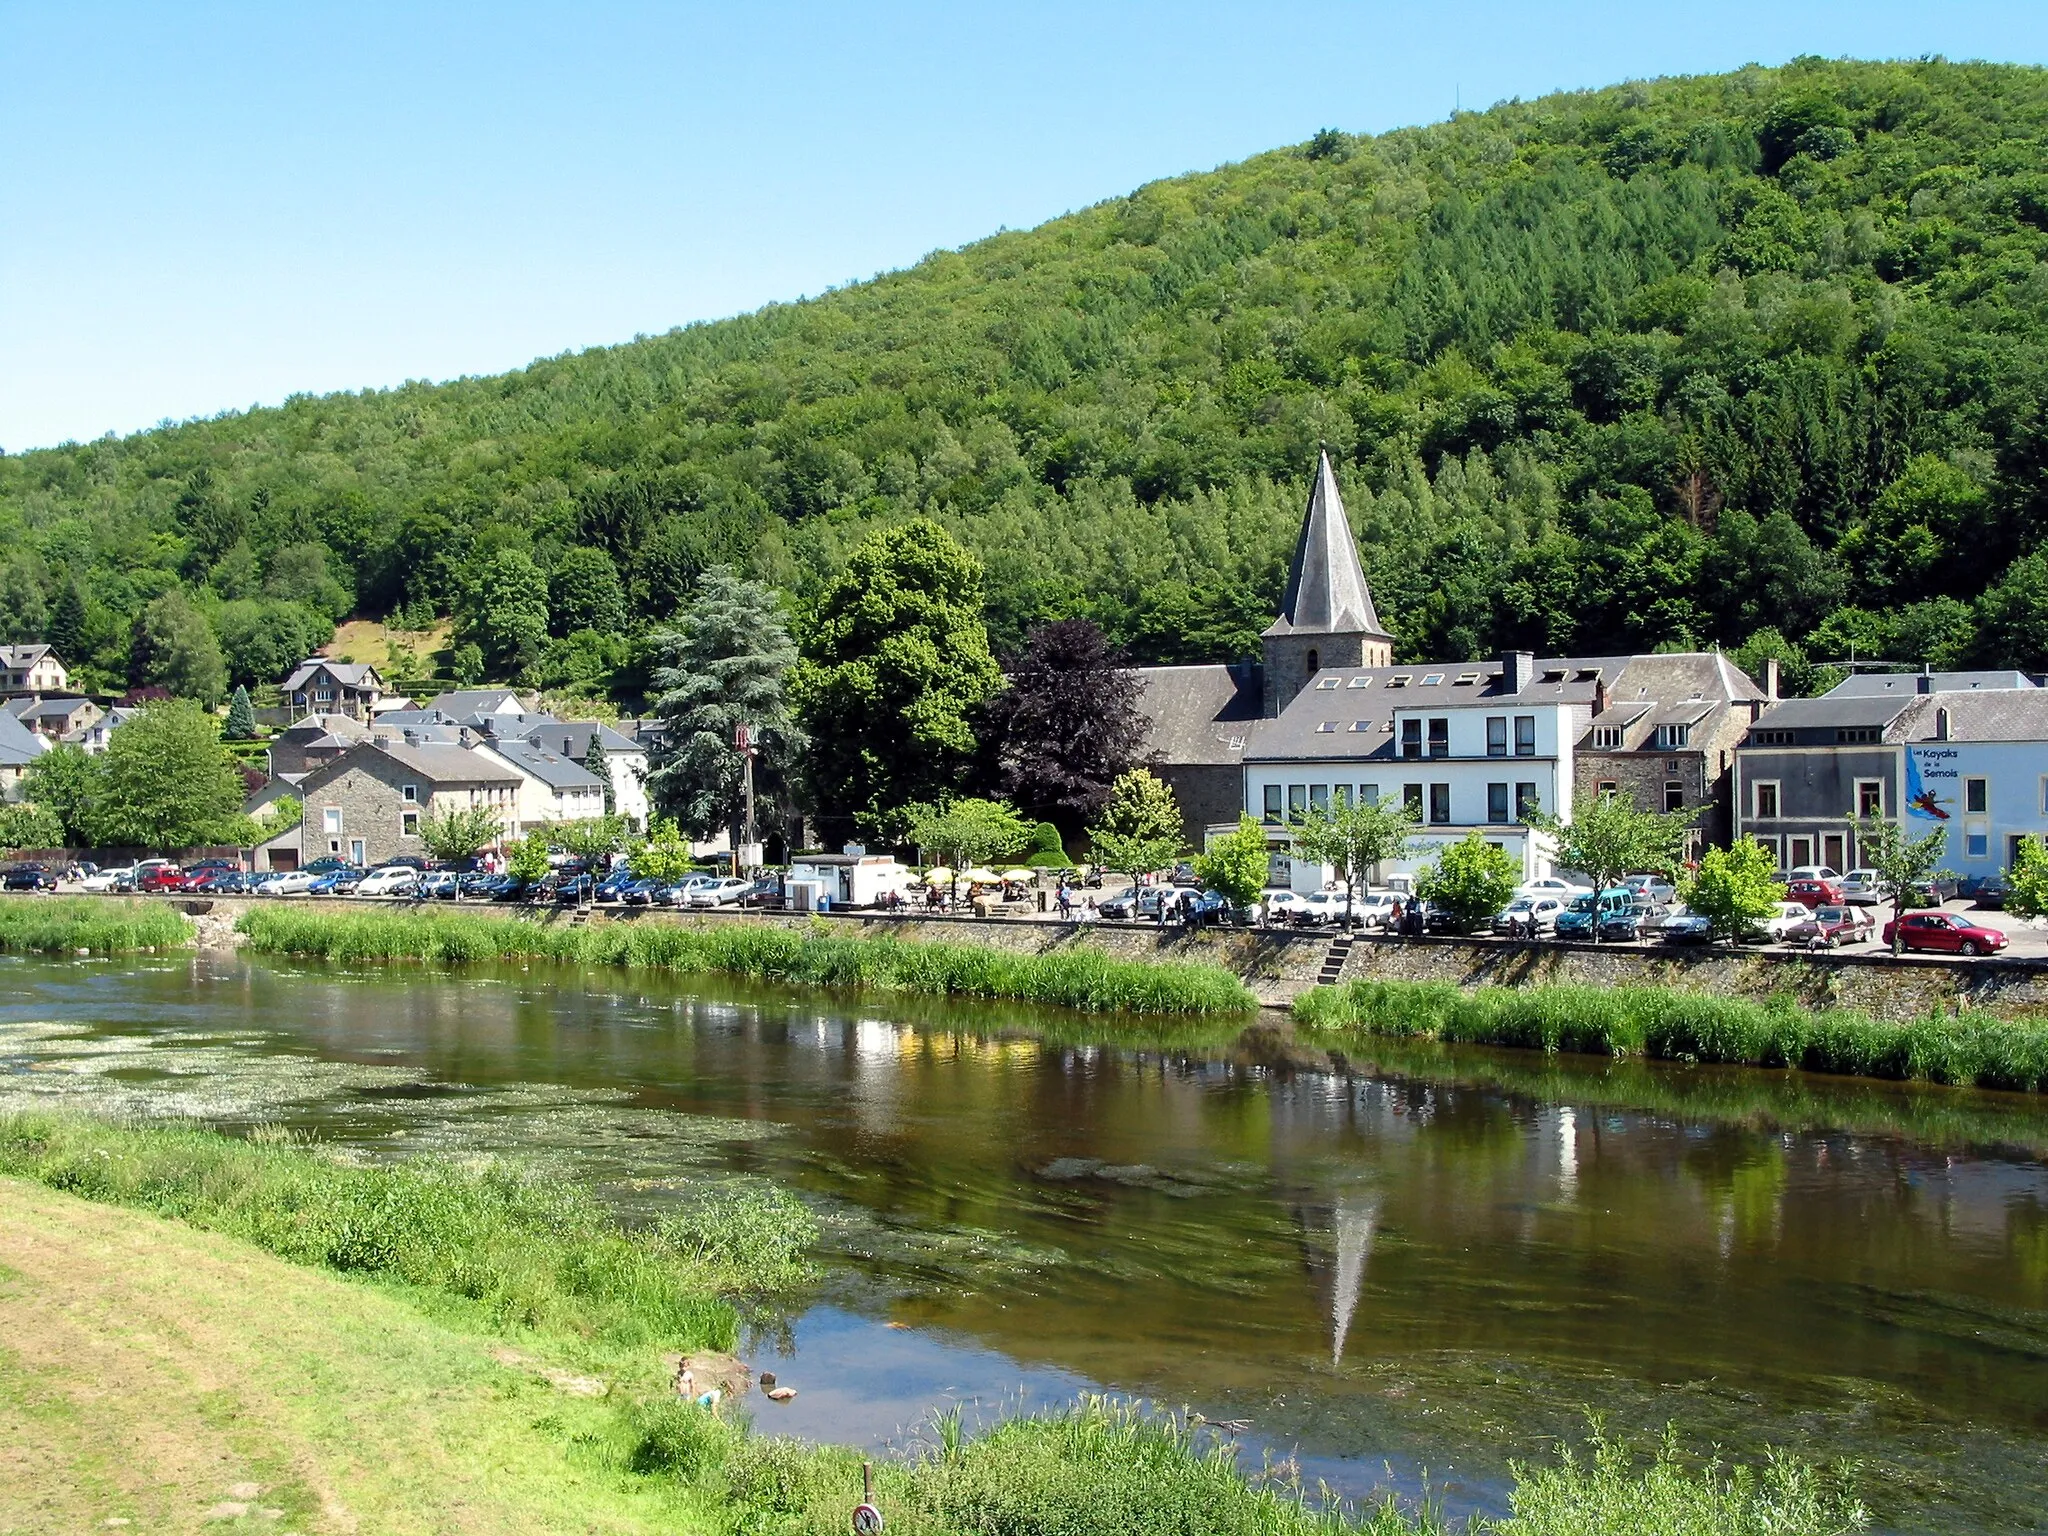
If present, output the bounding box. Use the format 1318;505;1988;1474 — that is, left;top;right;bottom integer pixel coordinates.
1261;449;1393;717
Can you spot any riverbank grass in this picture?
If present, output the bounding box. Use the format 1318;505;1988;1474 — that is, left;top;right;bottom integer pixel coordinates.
1298;977;2048;1093
235;906;1257;1015
0;895;191;953
0;1116;1867;1536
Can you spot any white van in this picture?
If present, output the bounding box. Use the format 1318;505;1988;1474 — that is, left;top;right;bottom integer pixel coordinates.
356;866;421;898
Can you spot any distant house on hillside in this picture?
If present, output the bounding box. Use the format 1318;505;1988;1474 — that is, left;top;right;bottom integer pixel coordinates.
282;740;521;869
0;645;68;696
267;712;372;779
280;659;385;720
420;688;530;718
5;694;101;742
0;710;50;801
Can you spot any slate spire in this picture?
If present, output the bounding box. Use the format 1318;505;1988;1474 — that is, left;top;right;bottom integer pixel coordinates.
1264;448;1387;640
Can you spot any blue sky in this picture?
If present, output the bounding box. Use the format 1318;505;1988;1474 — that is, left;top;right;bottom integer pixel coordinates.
5;2;2046;452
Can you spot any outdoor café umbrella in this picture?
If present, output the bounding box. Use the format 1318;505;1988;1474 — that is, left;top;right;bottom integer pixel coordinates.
923;867;955;886
962;868;1003;885
1000;867;1034;881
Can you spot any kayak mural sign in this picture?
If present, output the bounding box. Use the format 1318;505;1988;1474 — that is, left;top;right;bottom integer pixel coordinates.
1905;746;1959;821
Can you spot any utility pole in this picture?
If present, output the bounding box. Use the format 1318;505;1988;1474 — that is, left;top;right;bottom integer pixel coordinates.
735;723;757;874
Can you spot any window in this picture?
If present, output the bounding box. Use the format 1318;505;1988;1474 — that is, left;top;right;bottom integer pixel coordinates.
1486;716;1508;757
1349;720;1372;732
1346;675;1373;689
1309;785;1330;811
1287;785;1307;819
1965;777;1988;814
401;811;420;836
1515;783;1539;821
1592;724;1625;749
1514;716;1537;756
1262;785;1283;824
1316;721;1338;733
1664;781;1685;813
1387;674;1411;688
1333;786;1352;809
1422;673;1444;686
1836;727;1880;744
402;783;419;803
1427;718;1449;758
1752;729;1795;746
1855;779;1884;818
1598;780;1619;799
1487;783;1510;824
1655;723;1692;750
1428;783;1452;824
1403;784;1424;814
1306;649;1320;675
1401;719;1423;759
1360;784;1379;806
1754;781;1780;819
1314;677;1340;691
1966;829;1989;859
322;807;343;835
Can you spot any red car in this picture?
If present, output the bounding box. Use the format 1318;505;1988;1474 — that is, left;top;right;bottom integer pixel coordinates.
1789;904;1877;947
1880;911;2008;957
1785;877;1844;908
135;866;193;893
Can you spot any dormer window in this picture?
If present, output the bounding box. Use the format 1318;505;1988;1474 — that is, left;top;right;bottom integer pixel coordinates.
1347;675;1373;688
1315;677;1341;690
1592;725;1625;749
1421;673;1444;686
1387;674;1412;688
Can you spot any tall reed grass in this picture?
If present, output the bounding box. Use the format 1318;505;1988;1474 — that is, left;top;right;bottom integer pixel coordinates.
1297;977;2048;1093
234;907;1256;1016
0;1111;814;1349
0;896;191;953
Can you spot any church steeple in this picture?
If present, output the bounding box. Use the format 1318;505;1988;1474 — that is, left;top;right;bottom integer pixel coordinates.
1260;449;1393;716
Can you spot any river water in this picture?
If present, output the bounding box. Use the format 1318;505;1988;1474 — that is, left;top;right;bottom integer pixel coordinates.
4;951;2048;1532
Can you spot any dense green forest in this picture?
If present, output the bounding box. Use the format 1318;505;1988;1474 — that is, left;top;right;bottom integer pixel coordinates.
7;55;2048;700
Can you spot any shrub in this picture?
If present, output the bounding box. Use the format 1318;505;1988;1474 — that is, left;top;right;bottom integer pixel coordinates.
0;897;192;953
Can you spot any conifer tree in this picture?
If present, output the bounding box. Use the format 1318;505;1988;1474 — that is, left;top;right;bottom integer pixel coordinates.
645;567;804;845
224;685;256;740
48;581;86;661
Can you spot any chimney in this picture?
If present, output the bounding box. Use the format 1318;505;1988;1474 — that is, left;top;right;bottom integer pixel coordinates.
1917;668;1932;695
459;726;472;748
1593;677;1611;716
1936;706;1951;741
1502;650;1535;695
1762;657;1780;701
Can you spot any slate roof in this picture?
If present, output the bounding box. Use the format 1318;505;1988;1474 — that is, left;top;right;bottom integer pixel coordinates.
1744;695;1919;736
485;737;607;791
1264;450;1389;640
0;644;55;668
495;718;642;758
299;740;521;793
0;710;52;767
423;689;528;717
1249;651;1761;762
7;695;95;724
281;659;382;693
1826;670;2039;697
1896;690;2048;742
1132;664;1264;767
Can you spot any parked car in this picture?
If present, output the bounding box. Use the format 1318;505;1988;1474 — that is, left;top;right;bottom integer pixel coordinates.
1493;895;1565;936
658;875;720;906
617;876;667;906
308;869;366;896
1881;911;2009;956
1597;901;1656;942
1168;862;1201;888
262;870;322;896
79;865;137;892
1788;904;1877;948
1621;874;1677;905
1786;864;1843;884
738;876;785;909
417;870;461;899
136;866;194;894
1657;906;1715;945
1262;890;1311;924
686;877;755;908
1839;868;1884;905
302;856;356;877
379;855;431;871
1972;874;2009;911
356;865;421;898
1909;874;1960;906
1297;890;1363;926
1784;877;1845;909
1554;889;1635;941
1101;886;1173;921
1348;891;1403;929
2;863;56;891
1755;900;1822;943
1517;876;1592;900
593;869;639;903
187;869;254;894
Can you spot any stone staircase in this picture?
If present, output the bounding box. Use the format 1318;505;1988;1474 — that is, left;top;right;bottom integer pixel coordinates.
1315;932;1356;986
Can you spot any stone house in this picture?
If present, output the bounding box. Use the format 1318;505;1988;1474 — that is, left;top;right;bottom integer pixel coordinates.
280;659;385;720
267;712;371;778
5;694;100;741
292;741;521;867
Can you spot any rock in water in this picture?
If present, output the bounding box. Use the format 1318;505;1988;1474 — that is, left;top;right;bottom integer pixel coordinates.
765;1386;797;1402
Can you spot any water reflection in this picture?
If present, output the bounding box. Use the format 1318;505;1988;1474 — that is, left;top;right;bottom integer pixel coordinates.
5;952;2048;1531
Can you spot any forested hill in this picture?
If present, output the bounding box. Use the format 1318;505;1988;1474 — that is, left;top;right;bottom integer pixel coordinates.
9;55;2048;698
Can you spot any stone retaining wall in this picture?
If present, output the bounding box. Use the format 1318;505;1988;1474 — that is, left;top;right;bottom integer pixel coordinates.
122;895;2048;1018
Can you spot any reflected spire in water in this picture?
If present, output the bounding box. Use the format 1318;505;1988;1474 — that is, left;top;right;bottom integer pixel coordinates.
1331;1193;1379;1365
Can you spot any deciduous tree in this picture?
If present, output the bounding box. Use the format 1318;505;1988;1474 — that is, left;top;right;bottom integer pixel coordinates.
1195;816;1269;910
1417;832;1520;931
92;700;247;852
795;520;1001;836
1526;794;1695;940
1288;795;1419;928
417;804;501;864
1855;811;1952;956
1086;769;1185;887
1682;838;1786;942
985;619;1143;832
